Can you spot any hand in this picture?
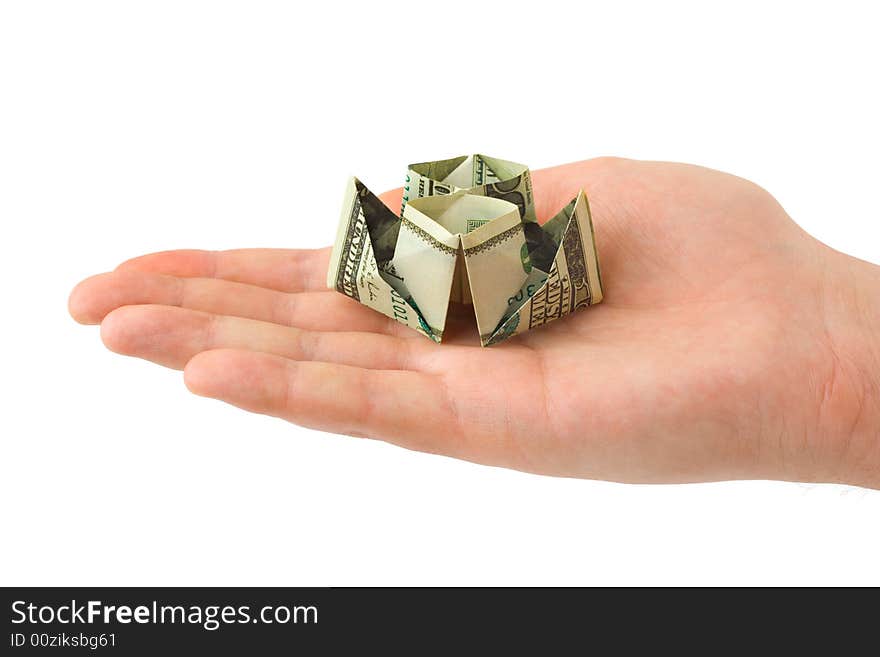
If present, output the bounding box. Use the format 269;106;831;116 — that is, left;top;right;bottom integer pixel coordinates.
68;158;880;487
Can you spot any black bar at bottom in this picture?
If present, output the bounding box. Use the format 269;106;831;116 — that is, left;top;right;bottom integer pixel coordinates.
0;587;871;653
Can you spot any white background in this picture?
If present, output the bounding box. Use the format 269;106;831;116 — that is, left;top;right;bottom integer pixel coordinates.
1;1;878;585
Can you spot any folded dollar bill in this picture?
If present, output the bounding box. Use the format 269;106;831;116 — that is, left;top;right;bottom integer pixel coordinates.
327;154;603;346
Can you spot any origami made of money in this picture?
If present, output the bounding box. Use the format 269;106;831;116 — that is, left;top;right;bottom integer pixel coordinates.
327;154;603;346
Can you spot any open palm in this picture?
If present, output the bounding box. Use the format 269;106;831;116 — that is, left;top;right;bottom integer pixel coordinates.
69;157;866;484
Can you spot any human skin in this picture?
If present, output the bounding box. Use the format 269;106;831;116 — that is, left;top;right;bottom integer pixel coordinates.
68;158;880;488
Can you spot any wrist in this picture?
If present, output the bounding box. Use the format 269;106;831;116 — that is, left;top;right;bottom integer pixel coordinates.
816;247;880;488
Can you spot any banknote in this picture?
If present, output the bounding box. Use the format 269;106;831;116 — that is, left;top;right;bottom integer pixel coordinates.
327;178;437;340
327;155;603;346
483;190;603;345
403;154;537;223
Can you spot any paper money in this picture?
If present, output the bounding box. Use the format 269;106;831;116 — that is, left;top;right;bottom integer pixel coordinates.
327;155;603;346
403;154;537;223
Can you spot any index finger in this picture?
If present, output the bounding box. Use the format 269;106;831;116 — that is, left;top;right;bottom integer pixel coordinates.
117;248;331;293
117;189;405;293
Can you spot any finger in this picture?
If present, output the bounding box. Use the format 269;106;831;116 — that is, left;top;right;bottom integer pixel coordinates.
70;270;292;325
100;304;422;370
116;248;331;294
69;270;406;335
184;348;466;457
113;188;402;293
